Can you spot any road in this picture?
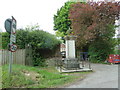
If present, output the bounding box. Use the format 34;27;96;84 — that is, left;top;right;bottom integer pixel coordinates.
66;64;118;88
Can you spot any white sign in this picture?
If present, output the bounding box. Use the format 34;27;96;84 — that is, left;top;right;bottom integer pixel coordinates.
12;27;16;34
12;19;16;34
11;16;16;34
10;44;17;52
10;34;16;43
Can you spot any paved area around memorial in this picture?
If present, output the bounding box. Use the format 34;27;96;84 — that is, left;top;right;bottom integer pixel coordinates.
65;63;118;88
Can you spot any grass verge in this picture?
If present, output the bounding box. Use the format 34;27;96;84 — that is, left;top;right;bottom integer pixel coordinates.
2;64;91;88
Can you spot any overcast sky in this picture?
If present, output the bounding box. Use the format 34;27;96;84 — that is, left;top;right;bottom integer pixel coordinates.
0;0;68;34
0;0;119;35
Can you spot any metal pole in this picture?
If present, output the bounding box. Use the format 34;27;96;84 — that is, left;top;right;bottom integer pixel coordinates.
9;36;12;74
9;51;13;73
9;16;14;74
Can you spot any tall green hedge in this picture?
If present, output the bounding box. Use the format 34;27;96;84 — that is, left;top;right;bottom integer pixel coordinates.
88;39;115;62
2;28;61;66
88;24;117;62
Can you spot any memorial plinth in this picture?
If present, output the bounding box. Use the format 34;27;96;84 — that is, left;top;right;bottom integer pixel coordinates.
64;35;79;69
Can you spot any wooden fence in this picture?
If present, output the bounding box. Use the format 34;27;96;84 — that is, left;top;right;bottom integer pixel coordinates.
0;49;26;65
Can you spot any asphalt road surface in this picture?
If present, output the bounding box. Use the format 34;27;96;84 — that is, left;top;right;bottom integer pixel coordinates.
66;64;119;88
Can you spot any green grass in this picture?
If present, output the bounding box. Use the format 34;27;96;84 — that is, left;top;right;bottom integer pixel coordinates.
0;66;2;89
2;64;90;88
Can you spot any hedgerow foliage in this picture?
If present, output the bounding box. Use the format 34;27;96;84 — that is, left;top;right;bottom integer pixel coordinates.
2;25;61;66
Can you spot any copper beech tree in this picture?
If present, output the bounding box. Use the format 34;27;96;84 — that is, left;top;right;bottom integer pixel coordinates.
69;2;120;50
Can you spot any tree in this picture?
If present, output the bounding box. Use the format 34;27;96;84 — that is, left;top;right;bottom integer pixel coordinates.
69;3;97;49
69;2;120;61
53;1;76;37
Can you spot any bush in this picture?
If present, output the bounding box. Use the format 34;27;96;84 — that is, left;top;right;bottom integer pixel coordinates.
27;30;61;66
88;38;115;62
2;26;61;66
113;50;120;54
2;32;10;49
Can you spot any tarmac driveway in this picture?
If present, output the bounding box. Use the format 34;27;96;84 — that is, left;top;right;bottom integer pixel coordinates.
66;63;118;88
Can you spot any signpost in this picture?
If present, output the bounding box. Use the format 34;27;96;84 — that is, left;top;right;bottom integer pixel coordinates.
10;44;17;52
10;34;16;43
5;19;12;34
11;16;16;34
4;16;17;74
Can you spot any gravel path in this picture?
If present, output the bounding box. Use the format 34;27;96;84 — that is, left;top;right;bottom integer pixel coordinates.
66;64;118;88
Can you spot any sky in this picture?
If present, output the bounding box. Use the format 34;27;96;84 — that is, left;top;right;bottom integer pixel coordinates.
0;0;119;35
0;0;68;34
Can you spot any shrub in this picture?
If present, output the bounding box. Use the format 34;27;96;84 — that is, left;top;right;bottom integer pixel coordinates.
2;26;61;66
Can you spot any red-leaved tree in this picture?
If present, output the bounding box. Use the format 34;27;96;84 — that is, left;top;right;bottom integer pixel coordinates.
69;2;120;50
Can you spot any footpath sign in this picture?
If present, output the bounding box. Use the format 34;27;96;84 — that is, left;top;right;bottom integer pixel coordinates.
10;34;16;43
4;16;17;74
